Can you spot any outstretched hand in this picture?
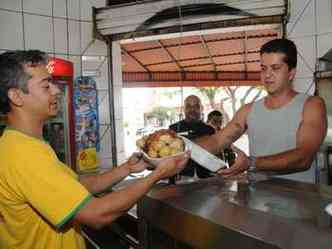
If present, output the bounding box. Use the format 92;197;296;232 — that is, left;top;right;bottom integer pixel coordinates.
126;152;149;174
217;145;250;177
153;151;190;180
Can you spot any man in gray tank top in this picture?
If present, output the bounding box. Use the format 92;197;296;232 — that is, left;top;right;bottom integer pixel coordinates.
198;38;327;183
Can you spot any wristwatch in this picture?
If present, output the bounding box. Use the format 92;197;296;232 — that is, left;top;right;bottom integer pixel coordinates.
248;156;257;172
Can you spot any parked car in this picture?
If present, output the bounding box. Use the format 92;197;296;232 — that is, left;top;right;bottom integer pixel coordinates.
136;126;157;136
136;127;149;136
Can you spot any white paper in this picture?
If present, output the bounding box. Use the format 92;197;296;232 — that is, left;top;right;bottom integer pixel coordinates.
180;136;228;172
325;203;332;216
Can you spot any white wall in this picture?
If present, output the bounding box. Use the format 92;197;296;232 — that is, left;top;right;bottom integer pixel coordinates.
0;0;114;168
287;0;332;94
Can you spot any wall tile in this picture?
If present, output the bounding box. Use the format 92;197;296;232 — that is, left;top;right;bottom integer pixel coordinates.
81;22;93;54
112;41;123;86
317;33;332;59
89;0;106;8
289;0;309;23
24;14;53;52
69;55;82;77
287;0;315;38
115;119;126;163
0;0;21;11
85;40;108;56
53;0;67;18
317;0;332;35
68;20;81;54
291;36;315;78
96;58;109;89
99;125;113;167
113;85;123;119
50;54;68;61
67;0;80;20
82;60;100;71
0;10;23;50
81;0;93;21
97;90;110;125
293;77;315;95
23;0;52;16
54;18;68;54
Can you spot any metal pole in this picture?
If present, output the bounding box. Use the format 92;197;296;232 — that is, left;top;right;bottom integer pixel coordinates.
106;36;118;166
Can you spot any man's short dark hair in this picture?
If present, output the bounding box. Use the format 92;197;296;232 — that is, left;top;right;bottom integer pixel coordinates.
260;38;297;70
207;110;222;122
0;50;48;114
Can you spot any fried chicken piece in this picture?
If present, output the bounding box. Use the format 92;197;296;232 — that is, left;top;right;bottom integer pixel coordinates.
137;129;184;158
169;138;184;152
159;146;171;157
147;148;158;158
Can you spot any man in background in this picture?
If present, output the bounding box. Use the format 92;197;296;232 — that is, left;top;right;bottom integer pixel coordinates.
169;95;215;178
207;110;223;131
207;110;235;166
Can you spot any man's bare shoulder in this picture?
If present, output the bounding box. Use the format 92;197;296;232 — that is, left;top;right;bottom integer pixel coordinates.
304;95;326;111
228;102;255;132
235;102;254;117
306;95;325;104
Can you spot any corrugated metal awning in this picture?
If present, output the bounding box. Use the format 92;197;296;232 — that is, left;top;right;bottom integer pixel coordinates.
95;0;289;40
93;0;288;88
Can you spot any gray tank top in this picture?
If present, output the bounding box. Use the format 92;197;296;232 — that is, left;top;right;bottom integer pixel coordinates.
247;93;315;183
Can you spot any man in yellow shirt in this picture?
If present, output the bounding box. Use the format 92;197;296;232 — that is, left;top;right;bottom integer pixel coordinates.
0;50;188;249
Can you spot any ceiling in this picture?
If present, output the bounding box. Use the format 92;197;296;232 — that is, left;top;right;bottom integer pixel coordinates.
120;28;281;87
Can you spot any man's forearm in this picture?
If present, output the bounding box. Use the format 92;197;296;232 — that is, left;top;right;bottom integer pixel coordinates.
77;170;162;229
80;163;131;194
256;148;314;172
197;122;244;155
196;133;224;155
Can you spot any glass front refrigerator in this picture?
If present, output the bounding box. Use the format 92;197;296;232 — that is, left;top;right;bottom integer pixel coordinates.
44;57;76;169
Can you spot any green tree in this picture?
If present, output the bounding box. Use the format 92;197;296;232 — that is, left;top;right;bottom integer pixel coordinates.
223;86;265;117
196;87;221;109
148;106;176;126
196;86;265;124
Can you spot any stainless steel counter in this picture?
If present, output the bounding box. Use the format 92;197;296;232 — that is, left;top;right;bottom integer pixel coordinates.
138;175;332;249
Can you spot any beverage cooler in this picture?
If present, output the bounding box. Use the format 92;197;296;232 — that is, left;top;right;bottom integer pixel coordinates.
315;49;332;185
44;60;100;172
316;70;332;185
44;58;76;169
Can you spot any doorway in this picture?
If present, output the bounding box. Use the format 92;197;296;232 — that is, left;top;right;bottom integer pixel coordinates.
117;27;278;160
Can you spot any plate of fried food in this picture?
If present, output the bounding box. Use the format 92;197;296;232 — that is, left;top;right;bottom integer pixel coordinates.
136;129;186;167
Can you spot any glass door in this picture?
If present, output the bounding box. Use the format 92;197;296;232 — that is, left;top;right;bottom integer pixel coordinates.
43;82;71;164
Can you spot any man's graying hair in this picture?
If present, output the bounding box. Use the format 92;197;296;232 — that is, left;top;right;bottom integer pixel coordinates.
0;50;48;114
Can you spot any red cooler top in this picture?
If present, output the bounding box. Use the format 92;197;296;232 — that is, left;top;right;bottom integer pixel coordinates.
48;57;73;77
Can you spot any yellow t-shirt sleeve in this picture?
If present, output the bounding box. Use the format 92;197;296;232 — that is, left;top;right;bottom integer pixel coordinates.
9;145;91;229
